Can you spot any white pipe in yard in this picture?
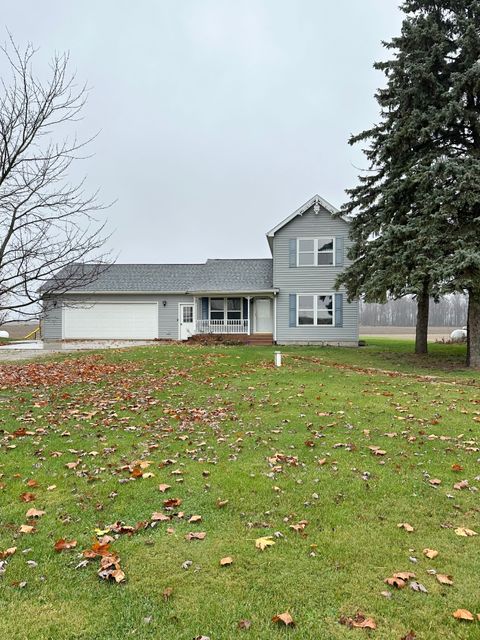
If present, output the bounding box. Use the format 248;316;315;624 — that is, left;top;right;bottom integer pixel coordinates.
274;351;282;367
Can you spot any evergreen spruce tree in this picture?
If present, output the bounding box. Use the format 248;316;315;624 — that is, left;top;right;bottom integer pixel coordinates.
336;1;458;355
423;1;480;367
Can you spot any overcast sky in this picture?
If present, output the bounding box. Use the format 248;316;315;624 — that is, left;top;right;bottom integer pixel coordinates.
2;1;403;264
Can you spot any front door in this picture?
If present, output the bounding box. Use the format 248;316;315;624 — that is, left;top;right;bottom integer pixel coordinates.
179;303;195;340
254;299;272;333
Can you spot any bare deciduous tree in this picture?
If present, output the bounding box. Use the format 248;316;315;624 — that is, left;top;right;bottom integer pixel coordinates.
0;35;112;324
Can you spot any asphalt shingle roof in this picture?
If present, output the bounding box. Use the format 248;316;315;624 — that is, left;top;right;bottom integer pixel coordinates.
45;259;274;294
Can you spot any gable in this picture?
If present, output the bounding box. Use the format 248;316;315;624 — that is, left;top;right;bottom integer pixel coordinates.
266;194;349;251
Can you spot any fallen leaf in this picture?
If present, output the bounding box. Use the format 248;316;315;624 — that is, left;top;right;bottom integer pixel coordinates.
158;484;171;493
163;586;173;600
25;508;45;519
163;498;182;508
185;532;206;541
151;512;171;522
255;536;275;551
429;478;441;486
385;576;406;589
436;574;453;586
238;619;252;630
272;612;294;626
19;524;34;534
54;539;77;552
423;548;438;559
410;581;428;593
339;613;377;630
20;492;36;502
455;527;477;537
451;464;464;472
188;515;202;523
0;547;17;559
220;556;233;566
397;523;414;532
393;572;416;581
401;632;416;640
111;568;126;583
453;609;474;621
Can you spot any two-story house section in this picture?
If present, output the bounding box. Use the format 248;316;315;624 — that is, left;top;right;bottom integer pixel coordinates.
267;194;359;345
40;194;359;345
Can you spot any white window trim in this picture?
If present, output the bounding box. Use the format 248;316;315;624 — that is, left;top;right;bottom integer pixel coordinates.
296;237;335;267
296;293;335;327
208;297;244;321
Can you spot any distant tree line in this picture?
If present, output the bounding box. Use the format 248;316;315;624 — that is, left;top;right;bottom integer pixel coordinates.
360;295;467;328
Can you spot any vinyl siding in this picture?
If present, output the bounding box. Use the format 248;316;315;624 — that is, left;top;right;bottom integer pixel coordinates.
273;205;359;344
41;299;63;340
41;294;194;340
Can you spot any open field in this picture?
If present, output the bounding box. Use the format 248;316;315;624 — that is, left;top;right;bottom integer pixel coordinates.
0;339;479;639
361;326;455;341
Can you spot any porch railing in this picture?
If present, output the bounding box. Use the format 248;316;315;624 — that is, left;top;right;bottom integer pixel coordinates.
195;319;249;334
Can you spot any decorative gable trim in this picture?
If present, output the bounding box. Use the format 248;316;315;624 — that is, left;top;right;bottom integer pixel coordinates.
266;194;349;241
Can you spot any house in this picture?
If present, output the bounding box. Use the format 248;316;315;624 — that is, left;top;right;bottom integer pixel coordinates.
41;194;359;345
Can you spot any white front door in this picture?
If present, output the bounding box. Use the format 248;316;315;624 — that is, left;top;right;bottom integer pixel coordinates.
254;299;272;333
179;303;195;340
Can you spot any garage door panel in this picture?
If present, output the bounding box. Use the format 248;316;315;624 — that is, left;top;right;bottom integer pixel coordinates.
64;303;158;339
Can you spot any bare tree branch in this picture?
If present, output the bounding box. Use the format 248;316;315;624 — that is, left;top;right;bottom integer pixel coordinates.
0;34;113;324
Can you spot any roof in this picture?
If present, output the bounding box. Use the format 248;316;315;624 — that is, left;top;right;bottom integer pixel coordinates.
266;194;348;250
43;259;274;295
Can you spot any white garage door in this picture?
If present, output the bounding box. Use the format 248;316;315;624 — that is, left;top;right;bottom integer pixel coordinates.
64;302;158;339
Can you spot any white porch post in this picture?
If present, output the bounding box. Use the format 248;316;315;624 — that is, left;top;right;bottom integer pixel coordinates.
246;296;251;335
273;294;277;343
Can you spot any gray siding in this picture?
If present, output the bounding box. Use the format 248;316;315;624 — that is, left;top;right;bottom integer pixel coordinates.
41;294;194;341
273;205;359;345
41;299;63;340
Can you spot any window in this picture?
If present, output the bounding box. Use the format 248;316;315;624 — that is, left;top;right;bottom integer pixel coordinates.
182;306;193;323
297;294;334;326
298;295;314;325
210;298;224;320
298;239;315;266
297;238;334;266
209;298;243;321
227;298;241;320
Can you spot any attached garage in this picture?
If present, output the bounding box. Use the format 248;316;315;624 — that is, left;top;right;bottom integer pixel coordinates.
63;302;158;339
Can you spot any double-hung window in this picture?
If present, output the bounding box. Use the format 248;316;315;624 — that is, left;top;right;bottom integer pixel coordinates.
297;238;335;266
210;298;225;321
209;298;242;322
297;294;334;326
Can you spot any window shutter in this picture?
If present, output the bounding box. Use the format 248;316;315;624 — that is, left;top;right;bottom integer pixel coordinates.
201;297;209;320
334;293;343;328
289;239;297;268
242;298;249;319
289;294;296;327
335;237;344;266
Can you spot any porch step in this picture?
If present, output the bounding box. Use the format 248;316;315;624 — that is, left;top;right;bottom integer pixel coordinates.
187;333;273;346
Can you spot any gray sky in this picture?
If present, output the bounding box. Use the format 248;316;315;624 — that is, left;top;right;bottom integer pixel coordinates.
3;1;403;263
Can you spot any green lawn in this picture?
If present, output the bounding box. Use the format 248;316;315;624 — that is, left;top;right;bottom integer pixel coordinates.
1;339;479;639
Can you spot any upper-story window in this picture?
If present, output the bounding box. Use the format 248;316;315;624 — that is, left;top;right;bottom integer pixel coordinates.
297;238;335;266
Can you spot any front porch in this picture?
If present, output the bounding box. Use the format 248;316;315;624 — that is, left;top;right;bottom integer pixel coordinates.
179;295;275;342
